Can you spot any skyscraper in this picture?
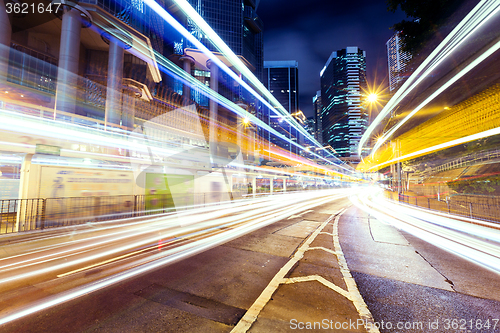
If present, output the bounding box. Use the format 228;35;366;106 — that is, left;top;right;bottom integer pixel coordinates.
320;47;367;161
186;0;264;81
386;32;412;92
313;90;323;144
263;60;299;155
305;117;315;137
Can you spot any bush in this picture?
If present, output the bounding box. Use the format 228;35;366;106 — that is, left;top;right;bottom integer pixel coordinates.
447;175;500;195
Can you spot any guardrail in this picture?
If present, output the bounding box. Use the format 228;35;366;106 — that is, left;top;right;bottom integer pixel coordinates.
432;148;500;174
397;193;500;223
0;187;318;234
0;193;231;235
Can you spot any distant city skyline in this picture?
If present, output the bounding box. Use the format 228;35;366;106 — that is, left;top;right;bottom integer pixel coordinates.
257;0;406;117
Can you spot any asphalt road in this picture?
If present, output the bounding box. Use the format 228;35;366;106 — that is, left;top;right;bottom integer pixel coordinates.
2;189;500;333
0;192;363;333
340;205;500;333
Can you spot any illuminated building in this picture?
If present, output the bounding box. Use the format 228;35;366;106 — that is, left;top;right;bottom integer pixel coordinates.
305;117;315;137
1;0;167;126
263;60;300;155
185;0;264;81
386;32;412;92
320;47;367;161
313;90;323;144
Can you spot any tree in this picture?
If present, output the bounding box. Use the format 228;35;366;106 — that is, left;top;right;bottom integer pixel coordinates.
387;0;466;55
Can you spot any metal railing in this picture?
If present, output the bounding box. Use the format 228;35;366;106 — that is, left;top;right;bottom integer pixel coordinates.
0;193;236;235
0;186;330;234
397;193;500;223
431;148;500;173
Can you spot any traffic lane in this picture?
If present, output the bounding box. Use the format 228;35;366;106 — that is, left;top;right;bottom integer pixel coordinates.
247;202;370;333
0;199;351;333
340;205;500;332
0;191;332;292
0;192;343;323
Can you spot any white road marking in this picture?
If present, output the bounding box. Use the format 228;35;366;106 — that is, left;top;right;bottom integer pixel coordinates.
231;208;380;333
307;246;338;255
282;275;350;299
286;209;314;220
231;210;341;333
332;212;380;333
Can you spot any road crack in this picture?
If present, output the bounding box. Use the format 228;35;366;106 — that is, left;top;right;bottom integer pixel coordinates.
415;250;456;291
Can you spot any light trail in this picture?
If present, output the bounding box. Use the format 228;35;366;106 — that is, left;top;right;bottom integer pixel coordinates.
371;38;500;155
365;122;500;171
352;188;500;275
359;0;500;156
140;0;350;170
0;189;357;325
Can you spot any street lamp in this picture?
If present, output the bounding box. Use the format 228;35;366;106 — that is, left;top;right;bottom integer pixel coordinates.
367;93;378;103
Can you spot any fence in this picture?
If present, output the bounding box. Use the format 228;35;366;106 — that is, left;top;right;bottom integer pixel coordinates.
396;193;500;223
0;193;237;235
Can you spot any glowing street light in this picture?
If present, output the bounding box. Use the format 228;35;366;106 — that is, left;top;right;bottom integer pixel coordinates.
367;93;378;103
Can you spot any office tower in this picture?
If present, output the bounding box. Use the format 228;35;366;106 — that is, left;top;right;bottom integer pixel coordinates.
185;0;264;82
320;47;367;161
313;90;323;144
305;117;315;137
386;32;412;92
263;60;300;155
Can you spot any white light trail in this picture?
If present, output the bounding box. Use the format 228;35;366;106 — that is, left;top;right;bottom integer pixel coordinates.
359;0;500;156
141;0;349;170
366;124;500;171
352;190;500;275
0;189;357;325
372;39;500;154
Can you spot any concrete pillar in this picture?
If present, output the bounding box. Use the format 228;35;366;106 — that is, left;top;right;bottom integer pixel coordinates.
236;102;247;162
252;176;256;198
121;85;140;130
105;37;124;126
270;177;274;194
0;0;11;82
283;178;287;192
180;55;194;105
16;154;33;232
55;6;81;114
207;59;219;165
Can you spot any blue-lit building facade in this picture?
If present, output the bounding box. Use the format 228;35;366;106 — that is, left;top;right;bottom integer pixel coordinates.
320;47;367;161
176;0;264;112
313;90;323;145
263;60;299;156
387;31;411;92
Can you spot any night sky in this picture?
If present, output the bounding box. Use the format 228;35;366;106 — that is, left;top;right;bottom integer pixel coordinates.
257;0;407;117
